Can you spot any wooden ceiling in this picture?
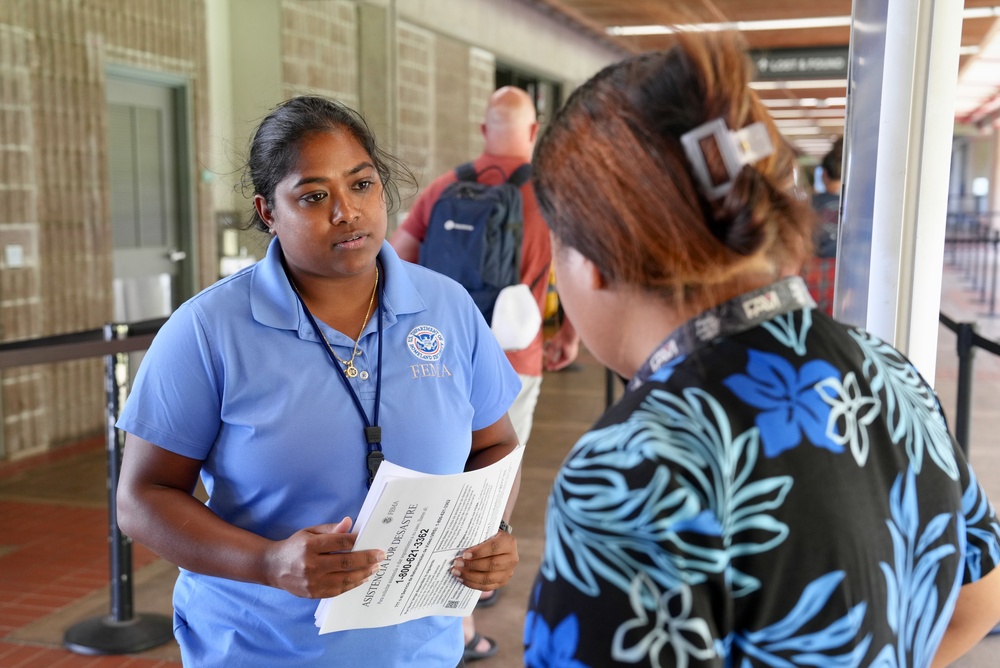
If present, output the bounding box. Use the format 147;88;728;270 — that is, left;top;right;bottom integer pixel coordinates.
533;0;1000;158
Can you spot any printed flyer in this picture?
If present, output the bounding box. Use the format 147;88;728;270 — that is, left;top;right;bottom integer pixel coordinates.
314;445;524;633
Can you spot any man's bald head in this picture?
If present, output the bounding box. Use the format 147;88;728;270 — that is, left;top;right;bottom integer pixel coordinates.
482;86;539;159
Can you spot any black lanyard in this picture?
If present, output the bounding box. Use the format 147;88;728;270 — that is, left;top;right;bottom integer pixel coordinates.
291;273;385;487
628;276;815;392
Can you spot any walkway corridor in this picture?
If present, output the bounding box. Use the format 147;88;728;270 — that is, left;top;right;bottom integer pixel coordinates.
1;262;999;667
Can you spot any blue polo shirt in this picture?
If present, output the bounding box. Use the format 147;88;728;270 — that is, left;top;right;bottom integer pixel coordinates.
117;239;521;667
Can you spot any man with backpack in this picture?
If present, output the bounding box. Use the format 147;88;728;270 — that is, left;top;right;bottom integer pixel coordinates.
389;85;578;661
803;137;843;316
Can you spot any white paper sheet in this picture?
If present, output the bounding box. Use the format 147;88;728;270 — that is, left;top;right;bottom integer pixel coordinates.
314;445;524;634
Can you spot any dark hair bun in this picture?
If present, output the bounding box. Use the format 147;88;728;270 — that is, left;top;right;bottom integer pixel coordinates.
707;166;770;256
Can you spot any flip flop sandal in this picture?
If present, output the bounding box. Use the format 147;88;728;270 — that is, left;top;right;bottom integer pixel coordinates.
463;632;499;662
475;588;501;608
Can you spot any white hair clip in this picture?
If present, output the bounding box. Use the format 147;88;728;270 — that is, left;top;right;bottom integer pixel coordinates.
680;118;774;200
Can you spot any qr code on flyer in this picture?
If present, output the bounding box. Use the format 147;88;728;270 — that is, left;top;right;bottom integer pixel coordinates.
445;600;460;609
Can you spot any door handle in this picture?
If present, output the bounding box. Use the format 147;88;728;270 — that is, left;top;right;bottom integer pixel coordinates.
167;248;187;263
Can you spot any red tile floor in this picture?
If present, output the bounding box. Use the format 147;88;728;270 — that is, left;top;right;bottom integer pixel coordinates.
0;438;175;667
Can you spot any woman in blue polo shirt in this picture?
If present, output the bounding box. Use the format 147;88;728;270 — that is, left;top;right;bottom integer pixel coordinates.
115;96;522;667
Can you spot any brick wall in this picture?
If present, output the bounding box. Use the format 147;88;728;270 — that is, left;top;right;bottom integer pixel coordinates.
0;0;211;459
396;22;496;205
0;0;613;461
396;22;434;196
281;0;358;108
468;48;495;160
432;38;470;179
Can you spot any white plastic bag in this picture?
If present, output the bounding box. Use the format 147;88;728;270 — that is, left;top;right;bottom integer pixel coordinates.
490;284;541;351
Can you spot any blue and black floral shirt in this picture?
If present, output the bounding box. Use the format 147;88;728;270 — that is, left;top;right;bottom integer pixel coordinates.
525;287;1000;667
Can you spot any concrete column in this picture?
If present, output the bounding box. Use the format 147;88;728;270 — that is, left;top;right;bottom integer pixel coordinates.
228;0;283;144
205;0;236;213
357;1;396;150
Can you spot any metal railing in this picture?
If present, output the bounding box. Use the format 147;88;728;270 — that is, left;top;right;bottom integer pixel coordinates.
0;319;173;655
945;211;1000;318
938;311;1000;639
939;313;1000;457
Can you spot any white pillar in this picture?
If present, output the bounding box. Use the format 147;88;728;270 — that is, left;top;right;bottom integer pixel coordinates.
838;0;964;385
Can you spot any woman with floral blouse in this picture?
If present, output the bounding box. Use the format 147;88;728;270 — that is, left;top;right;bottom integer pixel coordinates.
523;32;1000;668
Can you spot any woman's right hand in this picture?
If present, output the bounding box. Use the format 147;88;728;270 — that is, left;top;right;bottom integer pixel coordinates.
543;319;580;371
264;517;385;599
118;434;385;598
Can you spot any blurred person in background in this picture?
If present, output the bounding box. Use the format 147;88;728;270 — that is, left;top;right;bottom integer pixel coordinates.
391;85;578;661
803;136;844;316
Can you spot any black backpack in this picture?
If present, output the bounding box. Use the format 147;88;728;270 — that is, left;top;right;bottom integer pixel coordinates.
811;191;840;259
418;162;532;324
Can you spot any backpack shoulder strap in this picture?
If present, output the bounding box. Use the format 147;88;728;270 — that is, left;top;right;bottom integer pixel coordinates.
507;163;532;187
528;263;549;291
454;162;478;182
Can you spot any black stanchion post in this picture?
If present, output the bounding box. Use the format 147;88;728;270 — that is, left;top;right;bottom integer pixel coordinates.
63;323;173;655
975;224;981;290
978;226;988;302
990;230;999;317
945;214;955;265
953;322;976;457
605;367;616;409
969;217;979;280
963;216;973;276
979;220;987;287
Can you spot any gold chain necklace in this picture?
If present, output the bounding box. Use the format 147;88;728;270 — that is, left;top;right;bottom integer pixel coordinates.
304;265;379;379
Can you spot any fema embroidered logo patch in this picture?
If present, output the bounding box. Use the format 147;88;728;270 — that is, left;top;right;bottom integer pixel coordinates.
406;326;445;362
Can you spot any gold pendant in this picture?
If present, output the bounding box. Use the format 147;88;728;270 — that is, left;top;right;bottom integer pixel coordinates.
344;364;359;378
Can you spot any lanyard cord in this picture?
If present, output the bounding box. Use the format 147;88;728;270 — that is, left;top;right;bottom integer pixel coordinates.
628;276;815;392
290;268;385;487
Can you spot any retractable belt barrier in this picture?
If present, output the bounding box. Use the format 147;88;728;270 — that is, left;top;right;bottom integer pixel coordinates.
0;319;174;655
944;212;1000;318
939;313;1000;457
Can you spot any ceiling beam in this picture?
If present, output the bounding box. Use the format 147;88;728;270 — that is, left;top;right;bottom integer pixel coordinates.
515;0;635;56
